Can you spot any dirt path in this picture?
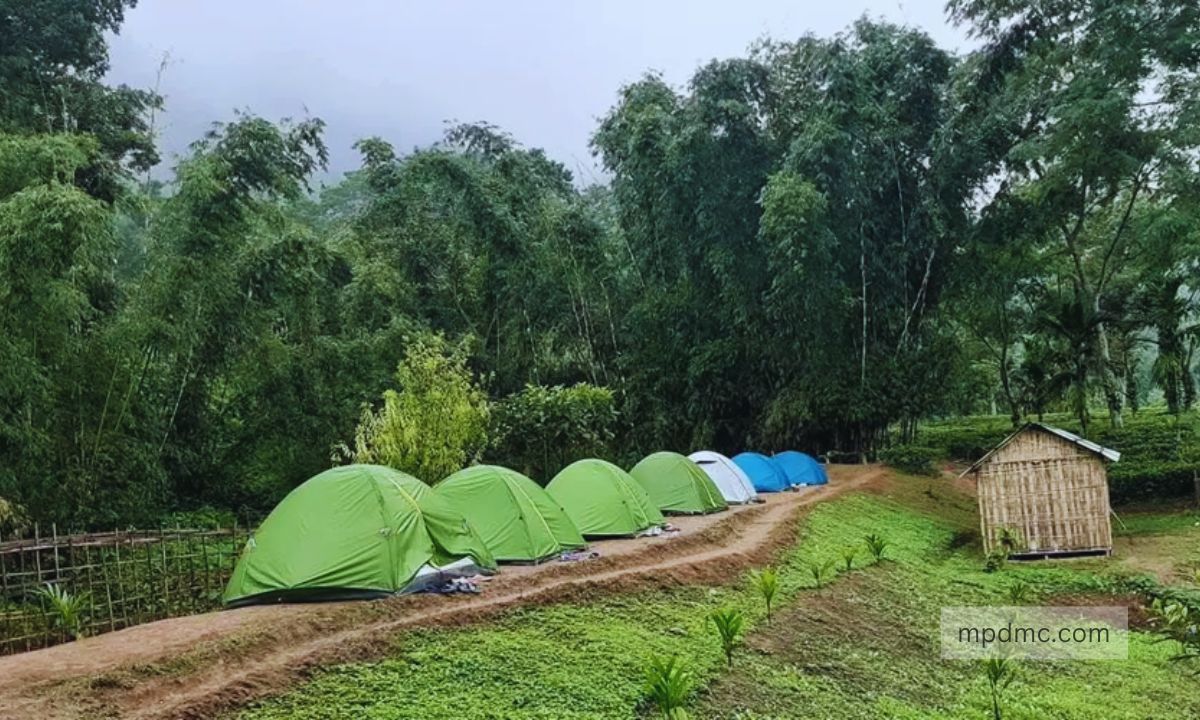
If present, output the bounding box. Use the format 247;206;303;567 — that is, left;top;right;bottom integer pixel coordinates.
0;465;882;720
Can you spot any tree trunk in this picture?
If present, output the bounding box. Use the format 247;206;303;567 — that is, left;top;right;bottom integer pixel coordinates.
1094;302;1123;428
859;226;868;387
998;343;1019;428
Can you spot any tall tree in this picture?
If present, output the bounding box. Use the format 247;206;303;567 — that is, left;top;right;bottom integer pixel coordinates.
0;0;161;200
755;20;962;450
949;0;1200;428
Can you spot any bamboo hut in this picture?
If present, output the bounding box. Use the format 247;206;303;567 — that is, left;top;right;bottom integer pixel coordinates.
964;423;1119;558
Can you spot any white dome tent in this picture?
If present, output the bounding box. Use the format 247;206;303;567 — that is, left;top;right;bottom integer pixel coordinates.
687;451;758;504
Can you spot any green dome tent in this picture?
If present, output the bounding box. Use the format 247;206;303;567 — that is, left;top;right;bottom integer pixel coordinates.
630;451;728;515
224;465;496;607
547;459;665;537
434;465;585;562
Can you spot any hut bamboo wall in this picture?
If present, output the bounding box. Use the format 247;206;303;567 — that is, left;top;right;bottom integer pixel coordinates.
973;429;1112;556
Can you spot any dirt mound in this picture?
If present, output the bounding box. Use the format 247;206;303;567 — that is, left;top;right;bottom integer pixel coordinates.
0;464;882;720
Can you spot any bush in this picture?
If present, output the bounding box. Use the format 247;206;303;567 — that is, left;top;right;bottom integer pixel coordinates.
161;505;239;530
878;444;939;475
338;334;489;483
489;383;618;482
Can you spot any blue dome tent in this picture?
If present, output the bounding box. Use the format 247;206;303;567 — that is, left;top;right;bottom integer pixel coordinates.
773;451;828;486
732;452;790;492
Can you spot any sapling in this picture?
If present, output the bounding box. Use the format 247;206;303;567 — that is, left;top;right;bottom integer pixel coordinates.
644;654;693;719
32;583;89;640
1006;579;1033;604
983;656;1017;720
751;567;779;623
709;607;745;668
864;533;889;563
841;546;858;572
808;558;837;588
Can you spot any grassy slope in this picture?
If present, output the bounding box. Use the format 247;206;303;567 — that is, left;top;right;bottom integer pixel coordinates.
239;477;1200;720
1112;506;1200;585
696;480;1197;719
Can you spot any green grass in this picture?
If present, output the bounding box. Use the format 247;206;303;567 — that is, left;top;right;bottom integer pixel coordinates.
695;493;1197;719
1114;509;1200;536
239;480;1200;720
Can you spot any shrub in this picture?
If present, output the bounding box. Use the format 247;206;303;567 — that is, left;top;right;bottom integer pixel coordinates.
878;444;939;476
643;655;693;719
337;334;489;483
709;607;745;668
161;505;238;530
984;550;1009;573
0;495;27;536
489;383;618;481
1148;598;1200;671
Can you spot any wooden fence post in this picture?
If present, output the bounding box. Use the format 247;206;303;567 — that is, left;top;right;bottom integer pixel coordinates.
113;531;126;629
33;523;41;588
50;523;60;584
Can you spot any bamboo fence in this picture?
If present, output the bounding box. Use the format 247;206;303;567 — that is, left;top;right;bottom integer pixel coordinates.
0;524;249;655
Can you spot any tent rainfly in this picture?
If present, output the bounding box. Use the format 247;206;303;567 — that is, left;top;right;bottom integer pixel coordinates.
773;451;828;487
732;452;790;492
963;423;1119;558
688;450;758;504
224;465;496;606
434;465;585;562
547;459;664;537
629;451;728;514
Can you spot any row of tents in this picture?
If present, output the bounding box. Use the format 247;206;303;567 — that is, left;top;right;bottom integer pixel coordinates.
223;450;828;606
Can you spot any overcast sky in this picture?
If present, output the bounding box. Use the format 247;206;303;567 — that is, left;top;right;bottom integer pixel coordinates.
105;1;972;186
